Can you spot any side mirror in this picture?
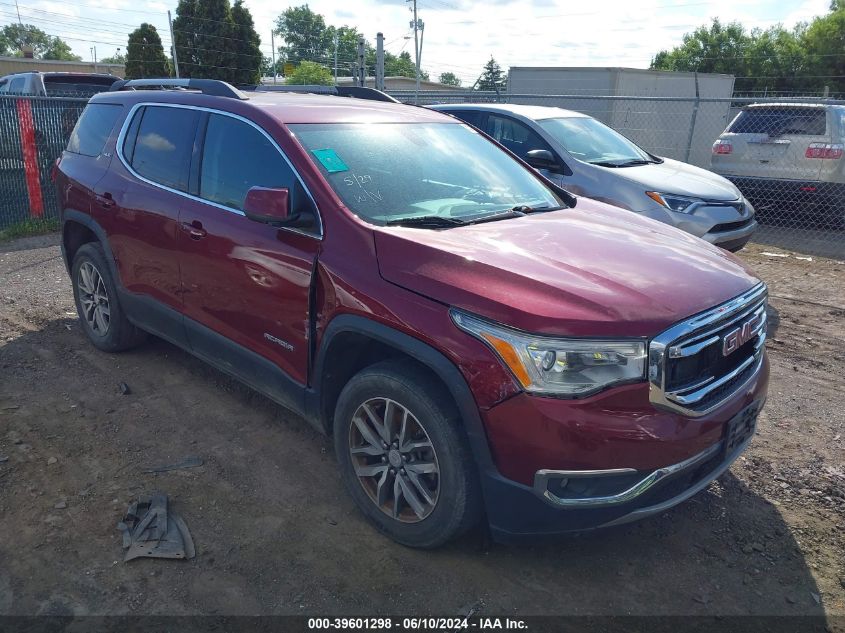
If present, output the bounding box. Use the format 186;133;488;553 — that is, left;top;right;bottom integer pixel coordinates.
525;149;561;173
243;186;292;225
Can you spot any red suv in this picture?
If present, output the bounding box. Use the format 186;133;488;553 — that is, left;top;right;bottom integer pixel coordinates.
56;79;769;548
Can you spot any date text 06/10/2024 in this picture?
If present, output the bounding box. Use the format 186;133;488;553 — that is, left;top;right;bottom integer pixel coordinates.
307;617;529;630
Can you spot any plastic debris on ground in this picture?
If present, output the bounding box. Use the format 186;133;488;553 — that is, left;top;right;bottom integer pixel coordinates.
118;492;195;562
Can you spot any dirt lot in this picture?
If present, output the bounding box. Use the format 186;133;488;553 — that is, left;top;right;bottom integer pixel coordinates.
1;234;843;623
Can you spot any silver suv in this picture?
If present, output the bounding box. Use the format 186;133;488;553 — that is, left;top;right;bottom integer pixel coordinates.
431;103;757;252
710;103;845;226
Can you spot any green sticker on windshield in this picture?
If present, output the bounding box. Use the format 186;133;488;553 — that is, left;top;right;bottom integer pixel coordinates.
311;148;349;173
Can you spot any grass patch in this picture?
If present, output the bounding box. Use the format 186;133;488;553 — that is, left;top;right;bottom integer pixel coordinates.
0;217;60;242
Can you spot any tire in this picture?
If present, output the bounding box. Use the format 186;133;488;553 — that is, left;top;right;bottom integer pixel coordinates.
333;360;482;548
71;242;146;352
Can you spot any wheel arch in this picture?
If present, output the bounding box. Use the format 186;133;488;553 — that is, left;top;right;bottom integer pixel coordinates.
61;210;119;282
308;314;496;472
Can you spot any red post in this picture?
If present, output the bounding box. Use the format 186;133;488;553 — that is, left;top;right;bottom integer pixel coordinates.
16;99;44;218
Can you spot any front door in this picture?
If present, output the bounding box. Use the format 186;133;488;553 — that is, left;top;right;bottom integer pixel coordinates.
178;111;320;396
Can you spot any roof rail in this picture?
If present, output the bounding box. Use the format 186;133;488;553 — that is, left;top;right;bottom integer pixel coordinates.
246;84;398;103
110;78;248;100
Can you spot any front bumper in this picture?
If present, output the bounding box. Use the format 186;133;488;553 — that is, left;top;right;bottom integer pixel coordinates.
478;354;769;542
642;198;758;250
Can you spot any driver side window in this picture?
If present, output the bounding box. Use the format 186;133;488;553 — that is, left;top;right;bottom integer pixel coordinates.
485;114;551;160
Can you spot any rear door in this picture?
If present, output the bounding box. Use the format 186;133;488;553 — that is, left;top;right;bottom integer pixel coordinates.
717;106;826;181
105;103;200;344
178;110;320;393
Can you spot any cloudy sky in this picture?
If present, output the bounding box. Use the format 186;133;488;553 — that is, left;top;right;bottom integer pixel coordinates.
2;0;831;84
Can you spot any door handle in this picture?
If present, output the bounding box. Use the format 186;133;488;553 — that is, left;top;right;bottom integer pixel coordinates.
95;192;115;209
181;220;207;240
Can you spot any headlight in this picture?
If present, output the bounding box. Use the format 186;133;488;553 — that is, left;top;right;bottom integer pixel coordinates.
451;310;646;397
645;192;702;213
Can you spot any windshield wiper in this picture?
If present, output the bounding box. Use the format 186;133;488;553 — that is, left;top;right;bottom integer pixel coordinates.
385;215;467;229
590;159;655;168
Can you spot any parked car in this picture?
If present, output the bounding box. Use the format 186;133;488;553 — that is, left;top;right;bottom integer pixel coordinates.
0;72;120;97
0;72;117;162
56;79;769;547
710;103;845;226
430;103;758;252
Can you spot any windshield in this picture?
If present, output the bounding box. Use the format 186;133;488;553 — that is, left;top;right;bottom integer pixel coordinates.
290;122;564;225
538;117;652;166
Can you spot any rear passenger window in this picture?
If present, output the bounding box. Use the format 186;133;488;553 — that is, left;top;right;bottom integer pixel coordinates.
67;104;122;157
199;113;317;227
127;106;199;192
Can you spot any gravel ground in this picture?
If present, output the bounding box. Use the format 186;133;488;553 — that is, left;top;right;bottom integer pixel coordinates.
0;234;843;623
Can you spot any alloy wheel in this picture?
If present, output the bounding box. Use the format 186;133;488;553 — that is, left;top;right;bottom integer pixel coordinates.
77;261;110;336
348;397;440;523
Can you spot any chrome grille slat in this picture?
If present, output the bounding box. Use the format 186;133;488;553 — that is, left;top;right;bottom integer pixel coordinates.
648;283;768;417
667;354;757;405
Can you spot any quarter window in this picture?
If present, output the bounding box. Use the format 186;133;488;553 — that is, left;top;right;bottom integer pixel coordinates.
127;106;199;192
67;103;122;157
8;76;26;94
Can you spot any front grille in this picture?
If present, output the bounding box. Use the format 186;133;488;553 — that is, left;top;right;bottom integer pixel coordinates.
648;284;767;417
710;217;754;233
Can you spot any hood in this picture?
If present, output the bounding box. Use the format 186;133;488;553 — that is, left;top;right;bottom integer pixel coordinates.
610;157;741;201
374;200;760;337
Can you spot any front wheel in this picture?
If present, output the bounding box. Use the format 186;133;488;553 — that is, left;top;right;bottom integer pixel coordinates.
333;360;481;548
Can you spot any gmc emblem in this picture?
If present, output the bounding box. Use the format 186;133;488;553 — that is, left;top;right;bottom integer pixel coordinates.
722;314;761;357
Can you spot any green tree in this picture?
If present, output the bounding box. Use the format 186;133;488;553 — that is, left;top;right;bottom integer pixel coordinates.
328;25;366;77
0;23;81;60
286;60;333;85
801;6;845;93
384;51;428;79
231;0;262;84
275;5;333;65
100;51;127;65
651;19;751;77
174;0;239;82
173;0;200;77
477;56;506;91
125;23;169;79
438;71;461;87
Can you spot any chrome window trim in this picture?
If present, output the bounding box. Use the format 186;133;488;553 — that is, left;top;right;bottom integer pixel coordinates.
115;101;323;240
648;282;767;418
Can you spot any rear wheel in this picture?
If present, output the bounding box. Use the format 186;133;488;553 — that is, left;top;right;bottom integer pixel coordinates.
333;360;481;548
71;242;146;352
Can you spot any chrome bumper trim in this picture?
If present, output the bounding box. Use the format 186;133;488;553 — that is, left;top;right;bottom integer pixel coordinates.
533;441;723;509
598;436;751;528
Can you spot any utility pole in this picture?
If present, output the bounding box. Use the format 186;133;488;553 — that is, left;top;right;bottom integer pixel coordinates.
168;10;180;78
357;38;366;87
14;0;21;25
408;0;424;104
334;32;339;85
375;32;384;91
412;0;419;103
271;30;277;84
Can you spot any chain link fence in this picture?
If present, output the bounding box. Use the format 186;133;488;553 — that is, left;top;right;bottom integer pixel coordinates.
0;91;842;259
391;90;845;259
0;95;88;239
